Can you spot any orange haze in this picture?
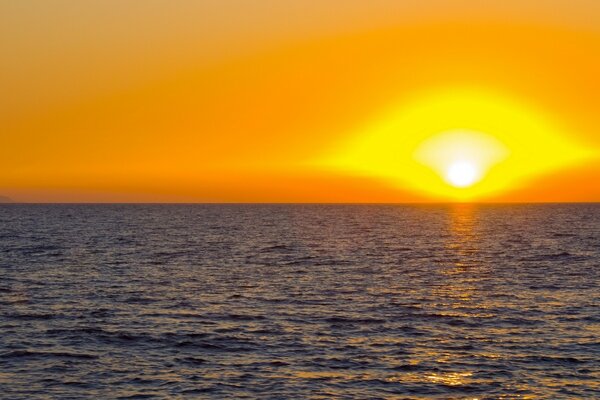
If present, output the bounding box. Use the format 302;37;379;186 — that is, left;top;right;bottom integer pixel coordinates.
2;1;600;202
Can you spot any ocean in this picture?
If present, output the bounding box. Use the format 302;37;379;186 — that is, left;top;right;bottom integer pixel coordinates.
1;204;598;399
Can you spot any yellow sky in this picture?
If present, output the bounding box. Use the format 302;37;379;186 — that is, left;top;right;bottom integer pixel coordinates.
2;1;600;202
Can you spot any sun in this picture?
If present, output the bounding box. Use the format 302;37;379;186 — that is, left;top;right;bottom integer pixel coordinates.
315;87;595;200
446;161;478;188
412;128;509;194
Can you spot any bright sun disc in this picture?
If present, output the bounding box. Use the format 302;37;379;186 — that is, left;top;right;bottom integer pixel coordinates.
446;161;478;187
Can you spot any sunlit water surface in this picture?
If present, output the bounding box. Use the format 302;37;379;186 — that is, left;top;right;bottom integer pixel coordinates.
1;204;599;399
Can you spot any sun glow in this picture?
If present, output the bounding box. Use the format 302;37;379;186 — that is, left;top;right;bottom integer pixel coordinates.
413;128;510;192
446;161;478;188
317;88;595;200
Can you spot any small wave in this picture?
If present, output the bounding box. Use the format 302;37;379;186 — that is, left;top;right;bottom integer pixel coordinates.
0;350;98;360
528;284;562;290
15;244;64;255
179;332;210;339
390;364;424;371
45;326;106;335
523;355;586;365
6;312;56;320
260;244;289;252
123;296;159;304
268;360;290;366
226;313;266;321
177;356;208;365
179;388;216;395
520;251;573;262
552;232;576;237
498;317;541;326
324;316;387;324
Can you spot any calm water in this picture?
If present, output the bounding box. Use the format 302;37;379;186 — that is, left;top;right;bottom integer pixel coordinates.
1;204;599;399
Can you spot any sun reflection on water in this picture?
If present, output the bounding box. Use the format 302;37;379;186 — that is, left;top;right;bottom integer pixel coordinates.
425;371;473;386
447;203;479;267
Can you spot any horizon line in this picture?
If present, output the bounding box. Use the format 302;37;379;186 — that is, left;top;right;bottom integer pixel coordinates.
1;201;599;205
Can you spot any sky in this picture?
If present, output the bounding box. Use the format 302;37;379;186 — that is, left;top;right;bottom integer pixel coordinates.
2;0;600;202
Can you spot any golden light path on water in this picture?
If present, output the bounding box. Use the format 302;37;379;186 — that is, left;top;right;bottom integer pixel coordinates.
276;205;535;397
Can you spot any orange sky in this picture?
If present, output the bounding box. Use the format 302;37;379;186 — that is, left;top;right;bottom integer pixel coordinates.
2;1;600;202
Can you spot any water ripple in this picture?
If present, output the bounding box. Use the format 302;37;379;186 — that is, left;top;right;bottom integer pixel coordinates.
0;204;599;398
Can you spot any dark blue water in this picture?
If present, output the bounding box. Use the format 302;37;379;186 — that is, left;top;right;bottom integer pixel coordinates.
1;204;599;399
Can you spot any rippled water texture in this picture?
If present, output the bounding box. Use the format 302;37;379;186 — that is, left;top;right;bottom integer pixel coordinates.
1;204;599;399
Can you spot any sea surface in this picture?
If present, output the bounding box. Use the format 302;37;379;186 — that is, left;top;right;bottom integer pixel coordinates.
1;204;599;399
